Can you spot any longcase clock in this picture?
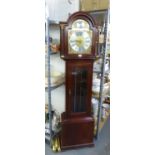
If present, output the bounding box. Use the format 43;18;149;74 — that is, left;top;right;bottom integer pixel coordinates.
60;11;99;150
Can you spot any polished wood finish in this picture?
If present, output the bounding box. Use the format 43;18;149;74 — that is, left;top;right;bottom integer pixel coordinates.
65;60;93;118
60;116;94;150
60;11;99;150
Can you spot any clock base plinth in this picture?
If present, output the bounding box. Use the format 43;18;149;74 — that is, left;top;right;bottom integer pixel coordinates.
61;142;94;150
60;113;94;150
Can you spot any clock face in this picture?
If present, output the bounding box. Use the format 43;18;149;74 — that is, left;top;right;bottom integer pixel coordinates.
68;19;92;54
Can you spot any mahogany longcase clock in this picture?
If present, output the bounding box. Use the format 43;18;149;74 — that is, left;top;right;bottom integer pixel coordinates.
60;11;99;150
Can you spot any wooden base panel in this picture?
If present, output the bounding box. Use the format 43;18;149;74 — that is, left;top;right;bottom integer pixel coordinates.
60;116;94;150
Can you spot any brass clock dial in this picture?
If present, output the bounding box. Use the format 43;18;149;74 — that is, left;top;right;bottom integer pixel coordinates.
68;19;92;54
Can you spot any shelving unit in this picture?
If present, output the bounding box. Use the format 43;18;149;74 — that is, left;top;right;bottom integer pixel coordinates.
49;20;59;25
91;9;110;139
45;17;65;147
45;82;65;91
45;17;53;146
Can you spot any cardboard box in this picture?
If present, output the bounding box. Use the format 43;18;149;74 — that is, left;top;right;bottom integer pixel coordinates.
81;0;109;11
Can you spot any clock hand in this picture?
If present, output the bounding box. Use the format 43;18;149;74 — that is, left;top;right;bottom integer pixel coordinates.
75;39;83;45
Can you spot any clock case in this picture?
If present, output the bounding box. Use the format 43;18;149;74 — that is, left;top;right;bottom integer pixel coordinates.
59;11;99;150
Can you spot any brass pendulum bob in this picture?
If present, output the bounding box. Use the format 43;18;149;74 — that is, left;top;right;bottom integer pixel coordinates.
52;136;61;152
55;137;58;151
52;138;56;152
57;137;61;152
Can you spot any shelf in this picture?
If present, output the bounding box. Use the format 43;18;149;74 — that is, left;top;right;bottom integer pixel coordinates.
93;70;101;73
93;71;110;78
50;51;59;55
45;128;50;135
92;95;109;104
92;91;110;99
45;46;60;58
45;133;50;142
104;99;110;104
93;69;109;75
45;128;61;139
49;20;60;25
92;95;100;100
45;82;65;91
45;51;59;55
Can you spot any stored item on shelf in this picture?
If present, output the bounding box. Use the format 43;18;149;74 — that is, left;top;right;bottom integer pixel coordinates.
101;107;110;119
101;107;106;119
104;96;110;104
93;78;101;87
99;34;104;43
92;82;110;99
45;122;50;129
53;111;61;132
98;25;104;44
45;76;64;87
45;71;65;87
93;58;102;71
92;98;99;117
93;73;98;79
93;64;101;72
51;71;62;77
50;44;60;52
45;44;48;53
92;78;101;93
45;68;59;77
93;116;98;134
108;73;110;80
105;61;110;74
102;103;110;110
51;38;60;52
45;111;61;133
45;104;48;113
45;128;50;135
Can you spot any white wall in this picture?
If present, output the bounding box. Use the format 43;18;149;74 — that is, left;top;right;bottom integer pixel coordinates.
46;0;79;21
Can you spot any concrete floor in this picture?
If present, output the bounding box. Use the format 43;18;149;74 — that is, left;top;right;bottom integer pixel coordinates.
45;116;110;155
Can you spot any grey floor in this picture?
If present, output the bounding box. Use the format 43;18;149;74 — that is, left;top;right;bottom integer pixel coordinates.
45;116;110;155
